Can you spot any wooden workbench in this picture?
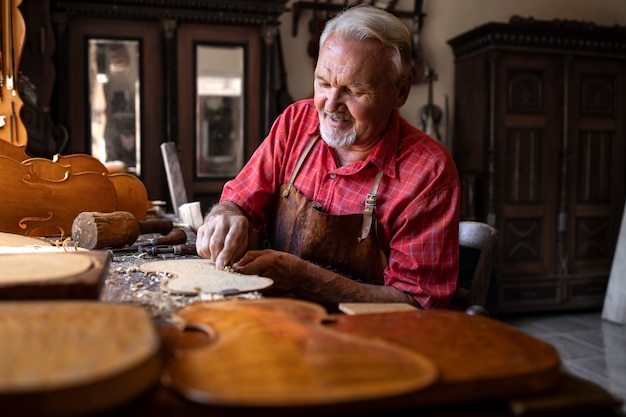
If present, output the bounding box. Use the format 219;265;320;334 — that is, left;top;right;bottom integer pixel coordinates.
96;246;624;417
1;231;623;417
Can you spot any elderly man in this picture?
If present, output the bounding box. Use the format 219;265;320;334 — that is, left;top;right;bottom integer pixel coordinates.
196;5;460;310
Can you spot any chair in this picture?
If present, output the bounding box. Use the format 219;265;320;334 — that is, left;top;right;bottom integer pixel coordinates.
451;221;499;314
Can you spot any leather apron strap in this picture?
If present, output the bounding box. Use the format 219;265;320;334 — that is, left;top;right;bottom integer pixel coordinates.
282;135;319;198
360;169;384;241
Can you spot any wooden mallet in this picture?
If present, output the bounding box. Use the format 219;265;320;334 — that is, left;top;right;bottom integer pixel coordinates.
72;211;175;249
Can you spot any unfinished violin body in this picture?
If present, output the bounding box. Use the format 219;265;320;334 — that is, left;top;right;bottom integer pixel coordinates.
162;298;439;408
0;140;150;236
0;155;118;236
161;299;562;412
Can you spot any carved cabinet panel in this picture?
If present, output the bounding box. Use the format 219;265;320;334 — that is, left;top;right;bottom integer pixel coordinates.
449;17;626;313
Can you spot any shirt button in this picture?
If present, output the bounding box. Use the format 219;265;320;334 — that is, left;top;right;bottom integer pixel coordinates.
329;173;336;179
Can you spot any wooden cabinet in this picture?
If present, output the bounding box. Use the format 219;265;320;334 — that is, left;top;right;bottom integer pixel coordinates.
448;17;626;313
50;0;288;209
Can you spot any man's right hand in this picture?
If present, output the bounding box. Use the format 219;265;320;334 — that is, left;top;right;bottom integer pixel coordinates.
195;202;249;267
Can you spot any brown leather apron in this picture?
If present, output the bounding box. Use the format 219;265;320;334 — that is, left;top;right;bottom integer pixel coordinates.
270;135;387;285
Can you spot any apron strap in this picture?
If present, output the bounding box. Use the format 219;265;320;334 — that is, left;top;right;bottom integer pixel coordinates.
282;134;319;198
360;169;384;241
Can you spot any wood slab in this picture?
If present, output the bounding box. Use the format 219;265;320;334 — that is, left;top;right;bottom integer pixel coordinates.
0;301;161;417
0;250;110;300
161;298;439;408
327;308;563;407
159;299;563;412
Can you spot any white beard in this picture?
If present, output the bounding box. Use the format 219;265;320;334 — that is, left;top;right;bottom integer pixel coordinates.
319;112;356;148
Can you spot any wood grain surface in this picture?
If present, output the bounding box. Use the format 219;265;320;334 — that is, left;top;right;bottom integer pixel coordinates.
0;301;161;417
140;258;274;295
0;250;109;300
327;308;563;406
161;298;439;407
158;298;562;412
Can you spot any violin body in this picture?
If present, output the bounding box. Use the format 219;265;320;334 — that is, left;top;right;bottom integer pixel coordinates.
0;155;118;236
160;298;562;410
162;298;438;408
0;141;150;236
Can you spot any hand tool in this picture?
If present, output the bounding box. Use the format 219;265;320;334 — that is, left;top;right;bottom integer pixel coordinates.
109;228;188;254
140;243;198;257
72;211;175;249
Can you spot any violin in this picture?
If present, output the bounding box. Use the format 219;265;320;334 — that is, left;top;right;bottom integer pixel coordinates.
0;140;150;237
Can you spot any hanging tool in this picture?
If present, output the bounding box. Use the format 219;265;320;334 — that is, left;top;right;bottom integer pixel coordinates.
419;68;443;141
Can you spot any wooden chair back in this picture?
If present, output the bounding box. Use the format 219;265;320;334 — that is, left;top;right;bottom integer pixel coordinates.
451;221;498;312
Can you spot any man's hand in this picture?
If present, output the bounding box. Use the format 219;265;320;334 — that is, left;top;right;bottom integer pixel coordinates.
234;249;302;293
195;202;249;267
235;249;421;308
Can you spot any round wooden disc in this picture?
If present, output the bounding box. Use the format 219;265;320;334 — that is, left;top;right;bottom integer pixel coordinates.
0;301;161;417
0;253;93;283
0;232;48;247
139;258;273;295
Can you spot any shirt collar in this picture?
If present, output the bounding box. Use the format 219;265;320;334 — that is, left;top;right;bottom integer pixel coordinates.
364;109;400;179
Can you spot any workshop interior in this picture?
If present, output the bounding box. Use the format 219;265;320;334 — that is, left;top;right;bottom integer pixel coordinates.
1;1;625;416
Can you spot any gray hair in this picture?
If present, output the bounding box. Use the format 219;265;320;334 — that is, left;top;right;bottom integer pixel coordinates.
319;5;414;89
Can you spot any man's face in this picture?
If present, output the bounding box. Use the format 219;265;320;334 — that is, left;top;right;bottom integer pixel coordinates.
314;34;407;149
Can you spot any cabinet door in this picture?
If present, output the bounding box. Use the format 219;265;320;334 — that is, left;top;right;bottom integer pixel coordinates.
177;24;262;210
62;18;165;202
567;58;626;276
495;53;562;277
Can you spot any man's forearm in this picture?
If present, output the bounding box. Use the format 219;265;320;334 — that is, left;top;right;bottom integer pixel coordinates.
297;260;420;307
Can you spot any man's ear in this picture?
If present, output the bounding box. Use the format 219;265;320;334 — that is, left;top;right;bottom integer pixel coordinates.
394;73;413;108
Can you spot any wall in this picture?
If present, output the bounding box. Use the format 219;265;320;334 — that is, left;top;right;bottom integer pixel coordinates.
278;0;626;150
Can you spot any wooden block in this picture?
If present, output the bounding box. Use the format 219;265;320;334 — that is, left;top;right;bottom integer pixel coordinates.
178;201;204;232
338;302;418;315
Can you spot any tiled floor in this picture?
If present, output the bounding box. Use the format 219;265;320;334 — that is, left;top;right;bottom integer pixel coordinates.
498;309;626;414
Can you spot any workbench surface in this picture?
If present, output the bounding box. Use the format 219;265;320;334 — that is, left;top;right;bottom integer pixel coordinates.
93;237;624;417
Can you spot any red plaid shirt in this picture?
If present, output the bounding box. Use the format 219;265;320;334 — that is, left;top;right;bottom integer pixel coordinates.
221;99;460;308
